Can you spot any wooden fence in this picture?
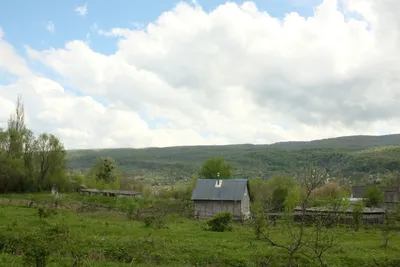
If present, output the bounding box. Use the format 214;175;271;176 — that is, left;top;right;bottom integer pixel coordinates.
0;197;194;219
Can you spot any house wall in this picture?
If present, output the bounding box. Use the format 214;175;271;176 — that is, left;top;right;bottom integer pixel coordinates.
241;186;250;217
385;191;399;202
194;200;242;219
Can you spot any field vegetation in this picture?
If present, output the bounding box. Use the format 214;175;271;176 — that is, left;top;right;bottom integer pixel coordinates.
0;187;399;267
1;97;400;266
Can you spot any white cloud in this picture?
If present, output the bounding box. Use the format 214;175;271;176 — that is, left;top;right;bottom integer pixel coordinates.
1;0;400;149
74;3;88;16
44;21;55;33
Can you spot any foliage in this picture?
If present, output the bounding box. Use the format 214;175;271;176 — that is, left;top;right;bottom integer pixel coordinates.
199;157;232;178
0;198;399;266
363;186;384;207
255;175;298;212
352;200;364;231
381;211;397;250
250;200;266;239
254;166;341;266
93;157;117;183
206;212;233;232
37;207;57;219
0;96;68;193
312;182;347;199
143;215;166;229
67;135;400;185
85;157;121;189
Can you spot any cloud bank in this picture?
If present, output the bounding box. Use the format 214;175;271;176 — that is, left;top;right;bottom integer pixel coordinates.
1;0;400;149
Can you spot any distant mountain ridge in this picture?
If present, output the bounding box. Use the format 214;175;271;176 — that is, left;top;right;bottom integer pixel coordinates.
66;134;400;184
268;134;400;150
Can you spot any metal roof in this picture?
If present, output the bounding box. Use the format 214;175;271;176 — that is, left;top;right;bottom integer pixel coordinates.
293;206;385;214
81;189;142;195
191;178;248;201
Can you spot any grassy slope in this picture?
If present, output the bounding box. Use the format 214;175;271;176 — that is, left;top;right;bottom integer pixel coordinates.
66;134;400;183
0;201;399;266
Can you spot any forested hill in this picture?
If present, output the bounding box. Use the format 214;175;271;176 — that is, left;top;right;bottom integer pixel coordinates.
268;134;400;150
66;134;400;184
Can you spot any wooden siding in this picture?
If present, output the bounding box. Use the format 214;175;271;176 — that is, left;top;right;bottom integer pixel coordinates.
194;200;242;220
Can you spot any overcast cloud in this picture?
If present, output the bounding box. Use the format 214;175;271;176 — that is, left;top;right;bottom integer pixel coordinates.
1;0;400;149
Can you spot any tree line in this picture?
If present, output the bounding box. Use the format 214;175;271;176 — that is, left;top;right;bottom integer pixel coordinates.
0;96;122;193
0;96;67;193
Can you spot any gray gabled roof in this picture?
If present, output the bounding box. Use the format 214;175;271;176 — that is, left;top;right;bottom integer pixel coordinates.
191;178;249;201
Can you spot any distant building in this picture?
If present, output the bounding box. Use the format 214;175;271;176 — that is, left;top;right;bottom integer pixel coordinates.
191;178;250;220
351;185;400;209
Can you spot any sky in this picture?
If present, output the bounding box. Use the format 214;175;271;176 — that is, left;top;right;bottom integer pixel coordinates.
0;0;399;149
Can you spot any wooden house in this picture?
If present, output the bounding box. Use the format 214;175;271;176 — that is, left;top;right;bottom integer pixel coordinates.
191;178;250;220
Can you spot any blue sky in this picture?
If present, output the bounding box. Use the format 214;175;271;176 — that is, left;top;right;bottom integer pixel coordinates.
0;0;321;56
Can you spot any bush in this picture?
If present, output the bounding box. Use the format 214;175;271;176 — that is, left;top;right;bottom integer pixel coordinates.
352;200;364;231
143;215;166;229
206;212;233;232
250;201;265;239
125;202;139;220
37;207;57;218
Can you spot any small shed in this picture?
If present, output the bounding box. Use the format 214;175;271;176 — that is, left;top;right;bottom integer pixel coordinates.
191;178;250;220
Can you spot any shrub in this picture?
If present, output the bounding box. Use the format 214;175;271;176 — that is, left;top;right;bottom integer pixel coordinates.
143;215;166;229
37;207;57;218
125;202;139;220
352;200;364;231
250;201;265;239
363;186;384;207
206;212;233;232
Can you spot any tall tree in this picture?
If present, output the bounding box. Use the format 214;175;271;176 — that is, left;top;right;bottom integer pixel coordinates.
86;157;120;189
0;128;8;153
199;157;232;178
34;133;66;191
92;157;117;183
7;95;27;158
0;96;68;192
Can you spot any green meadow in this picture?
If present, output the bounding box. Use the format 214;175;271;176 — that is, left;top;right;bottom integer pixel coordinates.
0;194;399;267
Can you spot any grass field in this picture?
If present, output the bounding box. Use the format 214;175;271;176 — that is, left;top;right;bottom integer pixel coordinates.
0;193;400;267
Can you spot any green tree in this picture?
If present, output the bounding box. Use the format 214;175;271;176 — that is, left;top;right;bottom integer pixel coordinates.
363;186;384;207
352;200;364;231
265;175;298;212
34;133;66;191
0;154;26;193
6;95;27;158
94;157;117;182
199;157;232;178
86;157;120;189
0;96;68;193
